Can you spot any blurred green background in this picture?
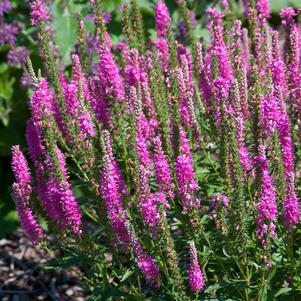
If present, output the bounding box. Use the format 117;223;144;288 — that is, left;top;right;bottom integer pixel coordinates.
0;0;299;237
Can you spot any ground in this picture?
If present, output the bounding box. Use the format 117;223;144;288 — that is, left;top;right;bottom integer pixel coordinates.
0;229;88;301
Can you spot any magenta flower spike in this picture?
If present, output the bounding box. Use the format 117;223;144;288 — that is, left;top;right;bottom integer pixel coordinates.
188;242;205;292
0;0;12;16
176;66;191;128
153;39;170;71
88;77;111;126
138;164;161;228
61;80;80;117
26;119;44;163
41;146;82;235
0;23;19;46
100;130;130;243
276;91;294;177
256;145;277;246
104;130;129;197
175;127;199;212
206;8;233;82
271;31;287;94
7;47;30;65
11;145;44;244
98;44;125;102
128;224;161;286
288;24;301;105
284;173;299;230
259;91;279;139
125;49;147;87
29;77;54;134
280;7;296;27
155;0;170;38
12;183;45;244
256;0;270;23
11;145;32;187
55;180;82;235
136;113;152;171
78;109;95;138
152;135;174;197
29;0;49;26
221;0;228;10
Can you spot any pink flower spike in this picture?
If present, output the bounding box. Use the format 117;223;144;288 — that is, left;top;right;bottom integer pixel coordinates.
188;242;205;292
11;145;31;187
29;0;49;26
155;0;171;38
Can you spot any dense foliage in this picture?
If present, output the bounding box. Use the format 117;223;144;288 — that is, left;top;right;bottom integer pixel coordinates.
6;0;301;300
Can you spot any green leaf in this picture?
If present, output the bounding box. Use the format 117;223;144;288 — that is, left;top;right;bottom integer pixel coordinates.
0;210;18;237
289;0;301;7
274;288;293;297
52;3;78;66
205;283;223;293
120;268;135;283
270;0;289;13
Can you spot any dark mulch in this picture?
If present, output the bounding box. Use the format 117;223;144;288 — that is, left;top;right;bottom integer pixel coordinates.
0;229;88;301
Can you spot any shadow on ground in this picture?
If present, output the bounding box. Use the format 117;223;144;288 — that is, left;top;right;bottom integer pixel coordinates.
0;229;88;301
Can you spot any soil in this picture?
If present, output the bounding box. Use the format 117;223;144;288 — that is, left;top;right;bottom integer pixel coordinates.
0;229;88;301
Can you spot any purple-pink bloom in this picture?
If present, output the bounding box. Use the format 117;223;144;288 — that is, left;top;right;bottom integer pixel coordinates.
12;183;44;244
139;165;161;228
176;11;196;41
7;47;30;65
128;225;161;286
36;166;61;225
141;82;158;125
259;91;279;139
103;130;129;197
11;145;31;187
155;0;170;38
152;136;174;196
271;59;286;93
175;127;199;212
100;130;130;243
284;173;299;230
176;66;191;128
212;77;230;127
256;0;270;23
188;242;205;292
210;194;229;208
29;0;49;25
55;180;82;235
11;145;44;244
271;31;287;94
221;0;228;10
177;45;193;85
0;0;12;16
256;145;277;246
98;44;125;102
29;77;54;134
42;147;81;235
0;23;19;46
196;43;213;105
88;77;111;126
153;38;170;71
54;146;68;178
136;113;152;170
61;80;80;116
78;109;95;138
26;119;43;163
206;8;233;82
280;7;296;27
277;91;294;176
288;24;301;105
125;49;147;87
